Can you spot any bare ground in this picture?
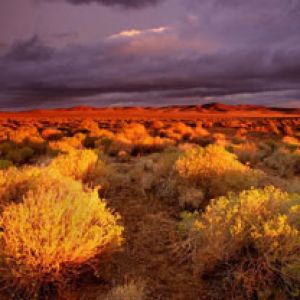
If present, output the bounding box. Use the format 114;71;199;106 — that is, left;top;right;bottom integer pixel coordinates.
66;159;211;300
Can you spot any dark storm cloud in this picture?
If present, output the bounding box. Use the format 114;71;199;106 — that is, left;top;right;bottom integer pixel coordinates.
1;33;300;109
48;0;163;8
0;0;300;109
6;36;54;62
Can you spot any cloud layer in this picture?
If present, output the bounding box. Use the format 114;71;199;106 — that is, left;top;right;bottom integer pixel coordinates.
49;0;163;8
0;0;300;109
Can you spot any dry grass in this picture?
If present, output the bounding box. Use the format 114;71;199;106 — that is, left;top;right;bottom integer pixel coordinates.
103;281;145;300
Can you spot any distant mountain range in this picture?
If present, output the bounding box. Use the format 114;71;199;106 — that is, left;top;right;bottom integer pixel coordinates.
1;102;300;118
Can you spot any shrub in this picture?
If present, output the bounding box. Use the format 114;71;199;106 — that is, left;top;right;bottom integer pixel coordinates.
172;122;194;140
262;149;300;177
175;145;262;199
0;159;13;170
0;167;83;209
233;142;265;165
41;128;64;140
48;149;99;181
180;187;300;299
178;186;204;210
145;150;181;201
24;136;48;154
79;119;102;137
282;136;300;147
103;281;145;300
119;123;148;143
8;125;39;143
96;137;113;153
212;132;227;146
49;133;86;153
0;183;123;298
193;122;209;137
0;141;35;164
6;146;35;164
109;123;173;155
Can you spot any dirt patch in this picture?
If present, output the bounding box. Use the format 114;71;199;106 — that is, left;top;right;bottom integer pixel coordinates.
68;159;206;300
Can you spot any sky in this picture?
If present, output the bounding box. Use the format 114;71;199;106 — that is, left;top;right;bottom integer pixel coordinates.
0;0;300;110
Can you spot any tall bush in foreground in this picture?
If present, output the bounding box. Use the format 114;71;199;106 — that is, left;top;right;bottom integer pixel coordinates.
180;187;300;299
175;144;262;199
0;167;83;209
0;183;123;298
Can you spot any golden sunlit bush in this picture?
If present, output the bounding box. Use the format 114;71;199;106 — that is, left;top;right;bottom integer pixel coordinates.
282;136;300;147
0;167;83;209
41;128;64;140
193;123;209;137
103;281;145;300
212;132;227;146
180;187;300;299
0;184;123;298
150;120;164;131
119;123;149;143
107;123;173;155
160;122;194;142
176;144;262;199
7;125;39;144
172;122;194;139
49;133;86;153
79;119;102;137
48;149;99;181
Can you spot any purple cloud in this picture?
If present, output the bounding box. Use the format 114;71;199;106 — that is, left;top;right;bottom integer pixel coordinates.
0;0;299;109
47;0;164;8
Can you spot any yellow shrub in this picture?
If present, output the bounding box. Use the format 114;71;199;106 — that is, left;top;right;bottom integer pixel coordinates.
0;167;84;209
282;136;300;147
119;123;149;143
8;125;39;144
176;145;262;198
180;187;300;299
0;184;123;297
48;133;86;153
48;149;99;181
109;123;173;155
80;119;102;137
193;123;209;137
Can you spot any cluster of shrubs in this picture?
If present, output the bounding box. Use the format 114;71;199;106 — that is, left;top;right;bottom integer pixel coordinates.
0;119;299;165
0;118;299;299
178;187;300;299
129;143;300;299
136;144;263;210
0;139;48;169
233;139;300;178
0;149;123;299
